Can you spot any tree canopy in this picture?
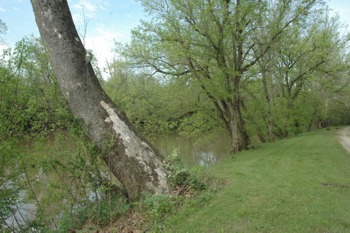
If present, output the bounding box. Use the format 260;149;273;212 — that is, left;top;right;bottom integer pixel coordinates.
117;0;350;152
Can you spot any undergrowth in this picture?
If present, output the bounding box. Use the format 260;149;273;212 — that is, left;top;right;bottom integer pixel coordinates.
0;133;223;233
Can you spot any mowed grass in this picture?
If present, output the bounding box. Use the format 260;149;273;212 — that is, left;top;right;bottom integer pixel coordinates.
164;129;350;233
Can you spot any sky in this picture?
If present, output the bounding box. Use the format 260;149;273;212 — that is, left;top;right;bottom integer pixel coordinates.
0;0;350;72
0;0;146;71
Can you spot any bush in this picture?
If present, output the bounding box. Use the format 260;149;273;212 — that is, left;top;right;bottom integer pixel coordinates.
58;195;129;232
164;148;208;192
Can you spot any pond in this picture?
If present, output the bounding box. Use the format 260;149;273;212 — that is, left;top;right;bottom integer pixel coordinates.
155;134;232;167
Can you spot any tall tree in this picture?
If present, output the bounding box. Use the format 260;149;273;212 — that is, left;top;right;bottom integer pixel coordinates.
30;0;172;200
122;0;324;152
269;14;350;135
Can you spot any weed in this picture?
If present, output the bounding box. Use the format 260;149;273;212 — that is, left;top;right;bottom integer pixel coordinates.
58;194;129;232
165;148;210;194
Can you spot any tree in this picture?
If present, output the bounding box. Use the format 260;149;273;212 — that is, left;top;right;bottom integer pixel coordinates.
30;0;172;200
103;57;221;140
0;19;7;44
122;0;324;152
266;13;350;135
0;36;73;139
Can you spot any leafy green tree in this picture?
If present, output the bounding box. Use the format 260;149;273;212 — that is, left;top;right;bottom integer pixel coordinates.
0;36;73;139
103;58;221;140
268;14;350;135
239;11;350;140
121;0;325;152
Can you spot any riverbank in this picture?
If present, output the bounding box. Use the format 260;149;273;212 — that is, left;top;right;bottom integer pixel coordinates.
3;128;350;232
160;128;350;232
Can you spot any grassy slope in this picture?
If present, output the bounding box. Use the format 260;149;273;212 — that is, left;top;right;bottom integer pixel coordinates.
164;129;350;233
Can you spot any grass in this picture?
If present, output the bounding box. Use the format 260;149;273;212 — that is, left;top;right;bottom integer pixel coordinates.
162;129;350;233
6;128;350;232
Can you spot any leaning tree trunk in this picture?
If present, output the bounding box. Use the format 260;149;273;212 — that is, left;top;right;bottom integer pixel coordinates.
31;0;171;200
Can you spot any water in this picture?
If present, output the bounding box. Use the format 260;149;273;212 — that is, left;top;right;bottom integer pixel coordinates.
2;134;232;230
1;180;37;230
155;134;231;167
2;173;101;231
5;191;36;229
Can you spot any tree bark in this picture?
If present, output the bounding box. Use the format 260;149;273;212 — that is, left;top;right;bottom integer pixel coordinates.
30;0;171;200
261;67;275;142
227;98;250;153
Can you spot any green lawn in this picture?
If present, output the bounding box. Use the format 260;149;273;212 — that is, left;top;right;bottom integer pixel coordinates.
163;129;350;233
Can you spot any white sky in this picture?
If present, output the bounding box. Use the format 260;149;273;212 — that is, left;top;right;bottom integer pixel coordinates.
0;0;349;74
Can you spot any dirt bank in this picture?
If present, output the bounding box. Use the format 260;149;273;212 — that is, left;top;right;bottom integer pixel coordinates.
337;127;350;153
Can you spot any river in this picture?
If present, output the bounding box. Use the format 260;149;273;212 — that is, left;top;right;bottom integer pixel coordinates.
2;133;231;230
155;134;231;167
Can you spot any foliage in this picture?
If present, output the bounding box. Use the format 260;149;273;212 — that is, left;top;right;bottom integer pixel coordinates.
0;36;73;140
106;1;350;148
0;186;19;230
120;0;339;152
0;35;91;230
0;128;130;231
58;195;129;232
257;14;350;137
102;58;221;140
0;35;79;230
126;147;222;232
141;194;178;220
163;147;208;191
1;1;350;231
0;140;26;232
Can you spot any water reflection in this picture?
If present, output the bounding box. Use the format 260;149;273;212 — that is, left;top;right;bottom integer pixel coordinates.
155;134;231;167
3;174;105;231
2;180;36;230
6;192;36;229
195;151;217;166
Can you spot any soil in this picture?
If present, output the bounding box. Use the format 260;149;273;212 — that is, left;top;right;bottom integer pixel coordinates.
337;127;350;153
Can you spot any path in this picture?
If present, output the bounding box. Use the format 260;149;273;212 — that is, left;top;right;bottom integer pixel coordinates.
337;127;350;153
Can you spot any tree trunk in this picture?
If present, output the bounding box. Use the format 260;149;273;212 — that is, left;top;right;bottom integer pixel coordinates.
215;94;250;153
30;0;171;200
225;98;250;153
261;69;275;142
